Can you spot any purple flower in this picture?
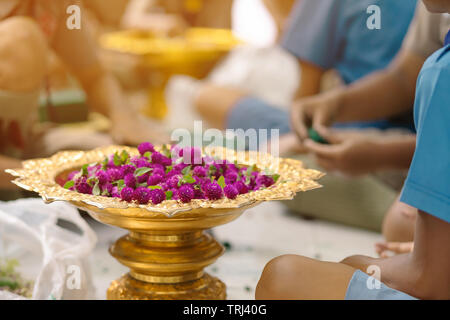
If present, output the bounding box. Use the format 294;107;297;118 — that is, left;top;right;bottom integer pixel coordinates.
106;168;123;182
135;158;151;168
96;171;109;185
121;164;136;176
120;187;134;202
256;175;275;188
224;184;239;199
192;185;205;199
234;181;249;195
138;142;155;156
137;173;150;184
159;182;169;191
151;152;171;166
111;186;120;198
173;163;188;172
133;187;152;204
124;173;136;188
148;174;163;186
167;175;180;189
224;171;238;184
193;166;207;177
204;182;223;200
103;182;114;194
178;185;195;203
75;176;92;194
169;188;179;200
150;189;166;204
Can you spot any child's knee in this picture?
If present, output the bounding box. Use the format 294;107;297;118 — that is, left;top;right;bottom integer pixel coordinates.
0;17;48;92
382;200;417;242
256;254;307;299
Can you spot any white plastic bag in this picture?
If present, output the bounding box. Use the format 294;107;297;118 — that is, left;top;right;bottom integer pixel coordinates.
0;199;97;300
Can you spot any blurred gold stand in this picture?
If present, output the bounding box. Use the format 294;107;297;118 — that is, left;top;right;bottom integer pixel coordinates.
100;28;241;120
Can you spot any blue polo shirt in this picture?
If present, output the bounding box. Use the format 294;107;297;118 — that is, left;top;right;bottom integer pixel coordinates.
282;0;417;84
400;42;450;223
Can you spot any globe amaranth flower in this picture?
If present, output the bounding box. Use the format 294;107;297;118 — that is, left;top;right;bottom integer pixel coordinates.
75;176;92;194
120;164;136;176
106;168;123;182
178;184;195;203
120;187;134;202
167;175;180;189
255;175;275;188
193;166;207;177
124;173;137;188
111;186;120;198
224;184;239;200
150;189;166;204
204;182;223;200
133;187;152;204
224;171;238;184
147;174;163;186
151;152;172;167
234;181;249;195
96;170;109;185
138;142;155;156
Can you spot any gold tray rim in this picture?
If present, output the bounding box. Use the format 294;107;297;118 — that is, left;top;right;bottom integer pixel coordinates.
6;145;324;217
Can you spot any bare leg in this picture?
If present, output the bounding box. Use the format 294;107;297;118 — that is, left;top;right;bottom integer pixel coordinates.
255;255;356;300
342;212;450;300
0;17;48;92
194;84;247;129
382;196;417;242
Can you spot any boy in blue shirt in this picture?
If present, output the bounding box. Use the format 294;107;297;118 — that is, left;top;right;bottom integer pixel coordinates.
256;0;450;300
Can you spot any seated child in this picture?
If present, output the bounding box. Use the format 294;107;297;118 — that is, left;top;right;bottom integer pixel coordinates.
187;0;417;131
291;1;449;240
256;0;450;300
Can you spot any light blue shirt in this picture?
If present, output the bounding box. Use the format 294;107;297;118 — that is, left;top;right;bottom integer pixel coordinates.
282;0;417;84
401;44;450;223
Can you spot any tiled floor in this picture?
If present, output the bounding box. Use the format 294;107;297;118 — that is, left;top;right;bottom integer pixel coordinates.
89;201;382;300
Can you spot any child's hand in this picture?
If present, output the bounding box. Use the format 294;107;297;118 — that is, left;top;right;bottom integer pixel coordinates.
375;242;414;258
303;130;384;176
290;92;342;142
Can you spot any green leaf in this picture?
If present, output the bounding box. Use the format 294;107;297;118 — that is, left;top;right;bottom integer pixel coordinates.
165;165;173;174
63;180;74;189
144;151;152;159
165;190;173;200
184;175;196;184
135;167;152;177
148;185;162;190
81;164;89;176
87;177;98;187
120;150;129;163
272;174;280;183
101;157;109;170
181;165;191;175
113;179;124;187
113;152;122;166
217;176;225;188
92;181;101;196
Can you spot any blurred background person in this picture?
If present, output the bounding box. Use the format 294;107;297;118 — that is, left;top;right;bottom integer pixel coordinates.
0;0;167;198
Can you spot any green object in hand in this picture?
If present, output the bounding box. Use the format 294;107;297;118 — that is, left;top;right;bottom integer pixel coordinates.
308;128;329;144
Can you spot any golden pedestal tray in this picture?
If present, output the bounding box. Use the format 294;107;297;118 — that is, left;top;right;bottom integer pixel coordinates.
100;28;241;120
6;146;323;300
